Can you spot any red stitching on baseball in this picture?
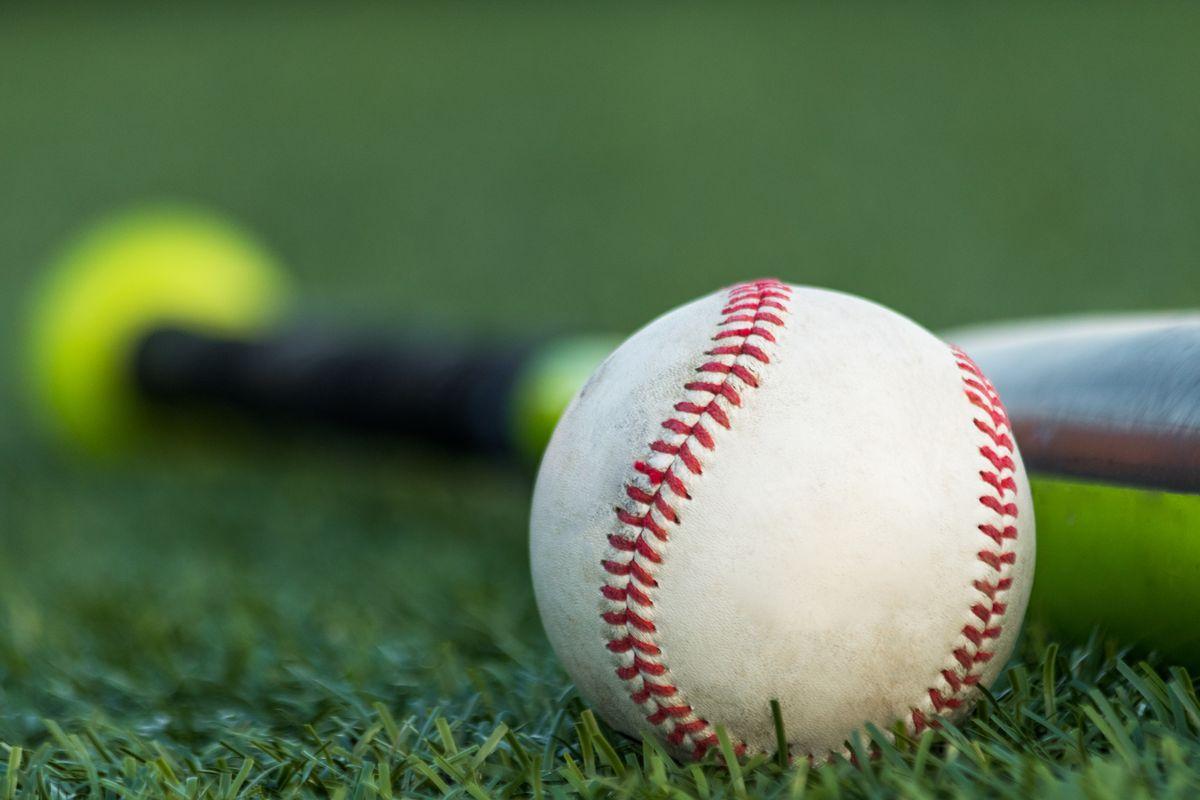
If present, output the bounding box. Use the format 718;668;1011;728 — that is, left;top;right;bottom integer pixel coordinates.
709;343;771;363
600;279;791;760
684;381;742;405
979;495;1019;516
713;326;777;343
607;534;635;551
973;419;1014;450
723;299;786;314
978;446;1014;472
911;347;1020;735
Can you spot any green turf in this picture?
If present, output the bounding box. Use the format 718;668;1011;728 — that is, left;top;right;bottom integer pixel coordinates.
3;2;1200;796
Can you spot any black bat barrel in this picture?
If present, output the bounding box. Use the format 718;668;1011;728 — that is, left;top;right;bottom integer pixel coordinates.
133;326;535;456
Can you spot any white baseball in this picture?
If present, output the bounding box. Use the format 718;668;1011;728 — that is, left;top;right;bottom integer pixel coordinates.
530;280;1035;760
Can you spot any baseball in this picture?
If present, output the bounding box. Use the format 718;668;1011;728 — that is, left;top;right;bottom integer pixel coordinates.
530;280;1035;760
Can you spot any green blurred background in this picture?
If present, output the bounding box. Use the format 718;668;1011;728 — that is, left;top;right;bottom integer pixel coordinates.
1;0;1199;780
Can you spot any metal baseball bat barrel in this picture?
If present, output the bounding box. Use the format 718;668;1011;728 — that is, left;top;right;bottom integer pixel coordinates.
133;326;540;456
955;313;1200;493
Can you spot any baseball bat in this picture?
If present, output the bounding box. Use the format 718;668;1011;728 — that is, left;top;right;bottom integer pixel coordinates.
24;205;614;459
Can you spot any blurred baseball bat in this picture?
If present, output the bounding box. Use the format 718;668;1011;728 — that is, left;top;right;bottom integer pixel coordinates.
24;205;614;460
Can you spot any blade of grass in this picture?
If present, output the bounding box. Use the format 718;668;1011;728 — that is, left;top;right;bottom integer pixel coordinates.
580;711;625;778
4;747;21;800
714;727;745;800
771;700;789;769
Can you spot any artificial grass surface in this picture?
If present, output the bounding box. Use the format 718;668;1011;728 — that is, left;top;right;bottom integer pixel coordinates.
3;3;1200;797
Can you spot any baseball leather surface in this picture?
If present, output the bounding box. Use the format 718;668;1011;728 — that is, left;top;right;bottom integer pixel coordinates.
530;280;1035;760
